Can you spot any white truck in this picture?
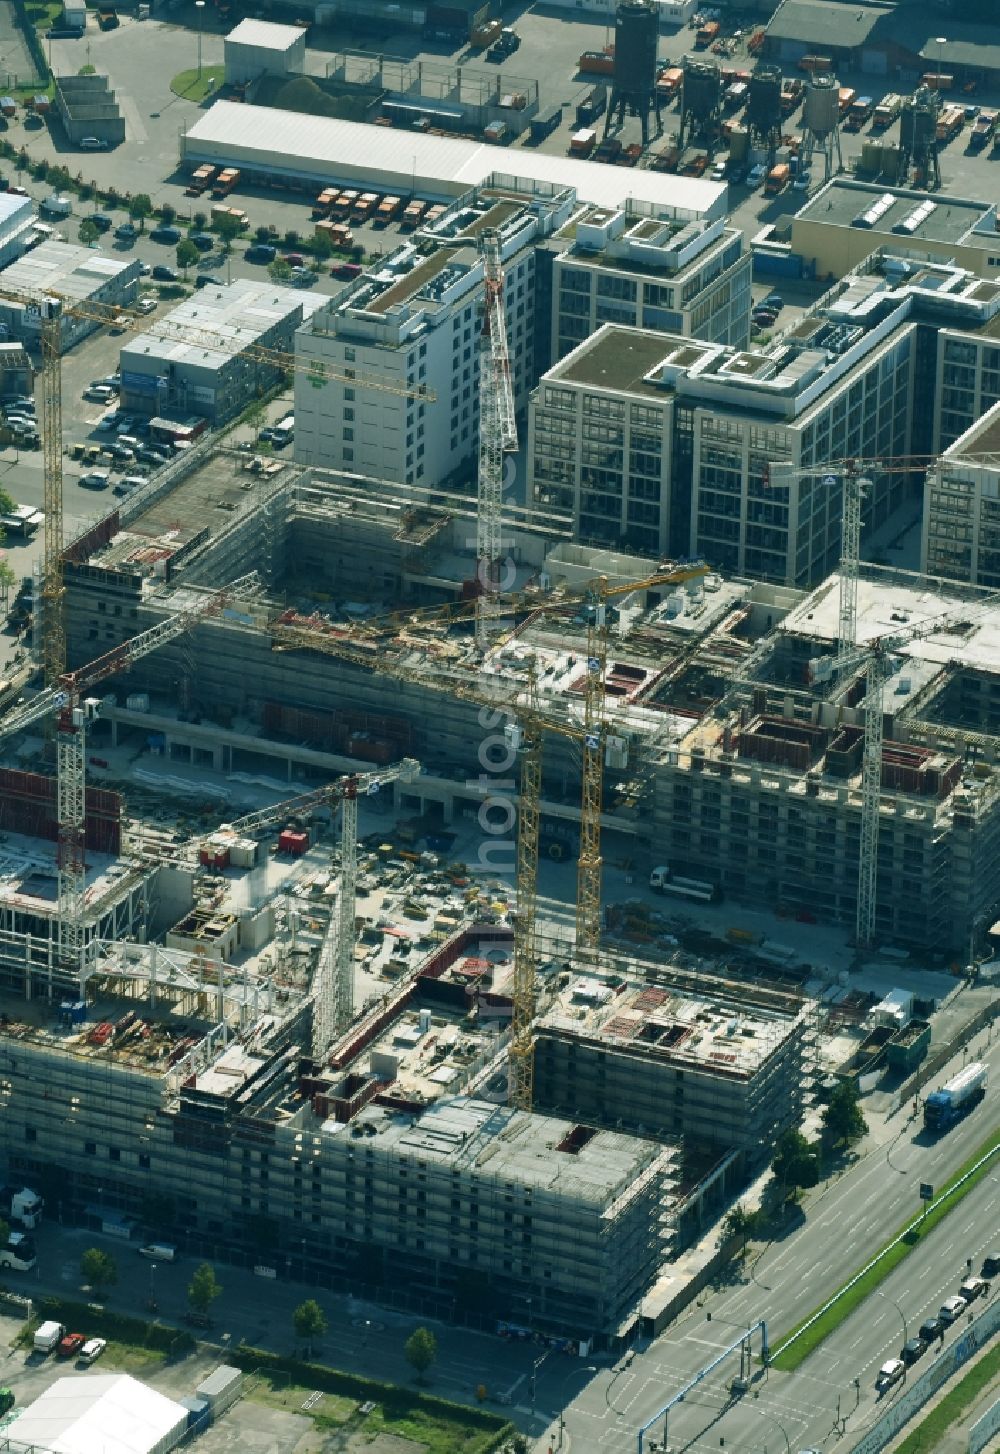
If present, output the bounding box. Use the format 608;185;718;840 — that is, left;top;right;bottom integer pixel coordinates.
33;1321;65;1355
649;865;720;903
2;1185;43;1229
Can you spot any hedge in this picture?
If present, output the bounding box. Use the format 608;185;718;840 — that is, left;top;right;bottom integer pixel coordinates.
23;1294;195;1358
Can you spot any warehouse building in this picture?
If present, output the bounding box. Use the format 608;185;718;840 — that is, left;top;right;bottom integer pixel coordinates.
0;241;140;349
224;18;306;86
528;253;1000;576
792;180;1000;284
180;102;729;222
7;1374;189;1454
922;401;1000;587
550;206;751;362
0;191;38;270
54;73;126;148
119;279;324;424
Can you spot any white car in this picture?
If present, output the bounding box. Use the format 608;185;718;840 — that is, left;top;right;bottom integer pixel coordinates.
79;1337;106;1364
792;171;812;191
939;1295;967;1325
136;297;157;315
875;1358;905;1391
80;137;108;151
138;262;152;276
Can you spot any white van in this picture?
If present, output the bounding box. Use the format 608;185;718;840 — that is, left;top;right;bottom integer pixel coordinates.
138;1242;177;1262
80;469;111;489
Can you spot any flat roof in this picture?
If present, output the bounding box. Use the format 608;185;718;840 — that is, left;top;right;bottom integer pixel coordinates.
122;278;323;370
946;399;1000;465
183;104;728;221
3;240;136;300
796;180;992;248
225;18;305;49
766;0;893;50
552;325;677;397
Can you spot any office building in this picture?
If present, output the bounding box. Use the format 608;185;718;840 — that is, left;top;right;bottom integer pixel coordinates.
922;401;1000;587
0;241;140;349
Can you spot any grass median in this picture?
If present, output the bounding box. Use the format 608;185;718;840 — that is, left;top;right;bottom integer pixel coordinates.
769;1124;1000;1372
170;66;225;103
894;1340;1000;1454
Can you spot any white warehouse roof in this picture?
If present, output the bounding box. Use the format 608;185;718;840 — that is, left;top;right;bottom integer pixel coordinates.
182;103;728;221
7;1374;188;1454
225;18;305;51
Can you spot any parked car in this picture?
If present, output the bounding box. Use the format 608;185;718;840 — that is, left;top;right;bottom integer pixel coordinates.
152;265;178;281
748;164;767;186
875;1358;905;1392
900;1337;926;1365
136;297;157;314
245;243;277;264
919;1316;943;1342
195;274;225;289
138;261;152;275
763;292;785;310
284;252;305;267
959;1277;987;1303
91;213;113;232
983;1253;1000;1277
80;470;111;490
114;223;137;241
149;225;181;244
57;1333;87;1359
332;261;363;280
792;171;812;190
939;1295;967;1326
710;161;727;181
190;232;214;251
80;136;108;150
138;446;169;465
79;1338;106;1365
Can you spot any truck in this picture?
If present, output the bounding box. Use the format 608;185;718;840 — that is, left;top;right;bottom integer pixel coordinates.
351;192;380;223
846;96;874;131
210;167;240;199
400;199;426;231
569;128;597;157
695;20;720;49
33;1321;65;1356
649;865;720;903
656;67;683;102
936;104;964;142
838;87;856;118
311;186;339;218
970;108;997;149
765;162;790;194
0;1231;36;1272
374;194;402;225
2;1185;43;1228
921;72;954;92
923;1061;987;1133
184;164;215;197
872;93;902;129
471;19;501;49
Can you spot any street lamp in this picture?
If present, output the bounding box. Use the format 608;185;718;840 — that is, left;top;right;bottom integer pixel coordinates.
149;1262;157;1310
195;0;206;81
557;1364;597;1449
874;1289;908;1347
935;37;947;89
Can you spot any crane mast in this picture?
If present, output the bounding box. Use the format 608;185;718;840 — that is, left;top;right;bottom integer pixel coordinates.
41;311;65;685
475;229;517;649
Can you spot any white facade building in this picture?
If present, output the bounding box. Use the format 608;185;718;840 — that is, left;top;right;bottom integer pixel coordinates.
224;19;306;86
0;191;36;270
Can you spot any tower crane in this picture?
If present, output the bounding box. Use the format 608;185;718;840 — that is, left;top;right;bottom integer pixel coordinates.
0;573;262;974
809;590;1000;947
272;561;707;1107
474;228;518;650
0;283;437;691
203;759;421;1059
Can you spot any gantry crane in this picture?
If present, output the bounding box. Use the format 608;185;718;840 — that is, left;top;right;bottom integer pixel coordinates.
205;759;420;1059
0;573;261;973
0;283;438;692
272;561;707;1107
810;590;1000;946
474;228;517;650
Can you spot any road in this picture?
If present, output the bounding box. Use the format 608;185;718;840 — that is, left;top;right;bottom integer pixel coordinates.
545;1030;1000;1453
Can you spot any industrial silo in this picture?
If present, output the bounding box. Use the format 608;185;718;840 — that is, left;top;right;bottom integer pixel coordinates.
898;87;940;189
746;62;782;157
604;1;661;145
679;55;722;147
800;73;843;181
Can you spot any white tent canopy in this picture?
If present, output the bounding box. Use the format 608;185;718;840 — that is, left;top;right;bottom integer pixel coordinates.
7;1374;188;1454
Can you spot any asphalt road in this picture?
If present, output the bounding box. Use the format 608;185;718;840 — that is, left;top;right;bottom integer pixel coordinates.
548;1030;1000;1453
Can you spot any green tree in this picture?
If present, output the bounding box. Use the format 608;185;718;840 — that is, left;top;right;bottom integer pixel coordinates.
404;1325;437;1381
268;257;292;285
193;210;208;231
822;1080;868;1146
311;229;334;261
719;1202;761;1260
47;165;71;192
283;228;300;247
78;218;99;247
292;1298;327;1355
771;1128;819;1201
176;238;200;278
243;394;267;444
81;1247;118;1294
160;202;176;225
187;1261;222;1315
129;193;153;232
213;211;244;253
